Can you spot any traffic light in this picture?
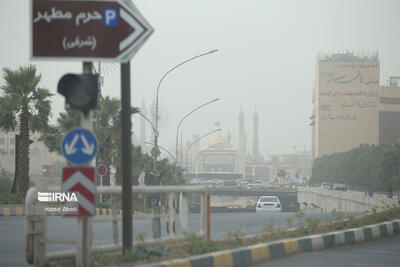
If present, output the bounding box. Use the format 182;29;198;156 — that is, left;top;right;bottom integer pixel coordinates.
57;74;99;114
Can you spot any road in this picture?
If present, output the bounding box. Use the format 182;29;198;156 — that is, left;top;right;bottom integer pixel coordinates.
0;211;357;266
251;235;400;267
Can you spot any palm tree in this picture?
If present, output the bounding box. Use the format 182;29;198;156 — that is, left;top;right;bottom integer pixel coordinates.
0;65;53;197
40;109;81;154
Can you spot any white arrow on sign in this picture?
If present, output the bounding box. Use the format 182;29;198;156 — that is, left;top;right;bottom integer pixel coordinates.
64;134;79;155
80;134;95;155
119;9;144;51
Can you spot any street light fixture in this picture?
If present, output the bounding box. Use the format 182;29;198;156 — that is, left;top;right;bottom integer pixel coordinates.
185;128;222;171
149;50;217;239
138;112;156;134
175;97;220;167
154;49;219;169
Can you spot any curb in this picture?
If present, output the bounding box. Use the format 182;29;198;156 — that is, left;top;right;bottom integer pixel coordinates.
0;206;145;216
143;219;400;267
0;206;24;216
95;208;145;216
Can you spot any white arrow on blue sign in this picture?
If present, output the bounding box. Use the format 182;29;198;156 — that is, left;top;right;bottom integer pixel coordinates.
62;128;98;165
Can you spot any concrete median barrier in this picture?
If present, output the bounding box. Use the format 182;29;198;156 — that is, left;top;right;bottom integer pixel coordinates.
143;219;400;267
0;205;24;216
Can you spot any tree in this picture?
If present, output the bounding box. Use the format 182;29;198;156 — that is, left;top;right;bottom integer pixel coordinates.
40;108;81;154
40;95;186;189
311;143;400;191
97;96;121;186
0;65;53;197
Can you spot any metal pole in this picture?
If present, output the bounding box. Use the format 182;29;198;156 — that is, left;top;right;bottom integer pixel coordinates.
111;196;119;245
151;141;161;239
200;192;207;236
99;175;103;203
76;62;94;267
180;130;183;165
153;51;218;239
95;62;102;190
175;98;220;167
156;50;218;157
206;193;211;240
121;61;132;253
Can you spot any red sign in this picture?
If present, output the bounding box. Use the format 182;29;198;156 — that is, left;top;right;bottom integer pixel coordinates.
97;164;108;176
31;0;153;62
42;165;54;178
62;167;96;216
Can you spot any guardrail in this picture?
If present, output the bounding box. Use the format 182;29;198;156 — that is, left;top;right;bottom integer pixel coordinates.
298;186;398;212
25;185;209;266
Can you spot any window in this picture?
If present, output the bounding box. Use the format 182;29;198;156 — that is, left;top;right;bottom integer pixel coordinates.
0;137;4;145
10;138;14;145
9;149;14;156
380;97;400;105
260;197;278;203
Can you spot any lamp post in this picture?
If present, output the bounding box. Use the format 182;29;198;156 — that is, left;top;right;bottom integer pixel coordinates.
138;112;156;134
175;98;220;167
135;112;161;238
151;50;217;239
192;142;223;173
153;49;218;170
185;128;222;171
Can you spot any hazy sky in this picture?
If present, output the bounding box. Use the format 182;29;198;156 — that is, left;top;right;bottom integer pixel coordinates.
1;0;400;157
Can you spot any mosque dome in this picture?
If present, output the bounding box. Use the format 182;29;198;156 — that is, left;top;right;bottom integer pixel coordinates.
208;132;230;149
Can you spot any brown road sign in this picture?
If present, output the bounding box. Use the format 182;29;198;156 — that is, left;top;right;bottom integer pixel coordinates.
30;0;153;62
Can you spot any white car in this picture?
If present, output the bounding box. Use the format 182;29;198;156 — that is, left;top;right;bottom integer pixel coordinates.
321;182;331;190
256;196;282;212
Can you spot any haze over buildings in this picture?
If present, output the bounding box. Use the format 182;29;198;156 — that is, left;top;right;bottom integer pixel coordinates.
1;0;400;158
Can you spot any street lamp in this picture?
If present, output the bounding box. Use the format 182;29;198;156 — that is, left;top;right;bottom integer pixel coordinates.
185;128;222;171
154;49;219;169
150;50;217;239
192;142;223;173
136;111;157;160
175;97;220;167
138;112;156;134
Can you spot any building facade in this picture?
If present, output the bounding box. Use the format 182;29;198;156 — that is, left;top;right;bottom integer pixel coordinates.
186;108;312;181
0;131;63;178
312;51;400;158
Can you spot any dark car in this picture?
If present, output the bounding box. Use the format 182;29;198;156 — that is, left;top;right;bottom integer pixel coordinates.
332;183;347;191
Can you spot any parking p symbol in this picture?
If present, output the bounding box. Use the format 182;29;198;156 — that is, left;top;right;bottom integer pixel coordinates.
104;8;118;27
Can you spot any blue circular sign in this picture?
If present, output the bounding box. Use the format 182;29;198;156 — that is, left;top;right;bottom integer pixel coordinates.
97;164;108;176
62;128;98;165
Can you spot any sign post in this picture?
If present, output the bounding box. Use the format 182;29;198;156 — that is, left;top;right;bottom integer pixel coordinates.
32;0;153;257
78;62;94;267
120;61;133;251
97;164;108;202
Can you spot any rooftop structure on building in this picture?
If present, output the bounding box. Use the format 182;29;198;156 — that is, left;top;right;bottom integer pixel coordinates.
317;50;379;62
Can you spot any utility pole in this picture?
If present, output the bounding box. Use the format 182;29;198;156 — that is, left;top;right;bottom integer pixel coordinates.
121;61;133;252
76;62;94;267
96;62;102;201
